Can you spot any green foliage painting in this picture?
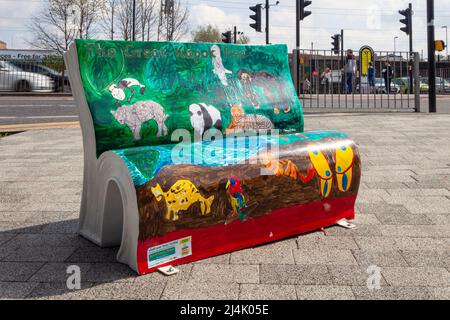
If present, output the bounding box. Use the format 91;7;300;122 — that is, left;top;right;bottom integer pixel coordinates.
76;39;304;156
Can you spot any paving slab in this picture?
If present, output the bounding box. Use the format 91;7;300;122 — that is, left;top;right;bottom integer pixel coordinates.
161;281;239;300
351;286;433;300
0;282;39;299
190;264;259;284
260;265;333;285
239;284;297;300
352;250;409;267
295;285;355;300
1;113;450;300
293;249;358;266
381;267;450;287
0;262;44;282
230;240;296;265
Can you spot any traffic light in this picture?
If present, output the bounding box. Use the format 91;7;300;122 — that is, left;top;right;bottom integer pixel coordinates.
249;4;262;32
298;0;312;21
222;31;232;43
331;34;340;55
399;7;412;35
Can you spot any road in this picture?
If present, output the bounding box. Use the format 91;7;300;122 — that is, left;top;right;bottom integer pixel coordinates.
0;94;449;130
0;96;78;126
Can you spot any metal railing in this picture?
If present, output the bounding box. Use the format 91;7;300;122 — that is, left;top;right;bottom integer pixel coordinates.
0;55;70;93
291;49;420;111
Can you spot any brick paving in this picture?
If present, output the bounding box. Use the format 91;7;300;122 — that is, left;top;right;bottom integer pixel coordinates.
0;113;449;300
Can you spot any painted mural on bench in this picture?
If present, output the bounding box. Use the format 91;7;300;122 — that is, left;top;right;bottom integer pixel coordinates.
72;40;360;274
121;132;361;241
76;39;303;156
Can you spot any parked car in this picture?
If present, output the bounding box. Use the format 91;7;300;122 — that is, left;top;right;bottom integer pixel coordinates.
392;77;410;94
0;60;54;92
420;77;450;93
374;78;401;94
391;77;431;94
9;60;70;92
356;78;401;94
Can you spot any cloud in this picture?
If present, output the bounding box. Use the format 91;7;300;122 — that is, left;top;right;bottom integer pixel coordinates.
1;0;449;58
0;1;44;49
188;4;242;31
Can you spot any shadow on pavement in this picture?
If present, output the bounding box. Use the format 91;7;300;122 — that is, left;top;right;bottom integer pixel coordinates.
0;219;140;299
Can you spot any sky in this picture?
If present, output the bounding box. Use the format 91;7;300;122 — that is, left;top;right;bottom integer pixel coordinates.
0;0;449;57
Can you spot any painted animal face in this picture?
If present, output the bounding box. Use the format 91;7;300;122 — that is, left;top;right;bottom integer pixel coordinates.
240;73;251;81
110;86;126;101
189;104;202;118
210;45;220;58
151;184;163;201
230;104;244;118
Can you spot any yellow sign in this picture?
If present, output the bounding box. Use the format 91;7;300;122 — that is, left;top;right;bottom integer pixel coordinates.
359;46;374;76
435;40;446;52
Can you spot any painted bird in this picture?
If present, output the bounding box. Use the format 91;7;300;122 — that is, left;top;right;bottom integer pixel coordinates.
226;176;247;221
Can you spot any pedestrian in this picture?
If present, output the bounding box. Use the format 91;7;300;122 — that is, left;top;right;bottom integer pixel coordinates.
302;78;311;94
368;62;375;93
320;67;332;94
344;49;357;94
382;61;393;94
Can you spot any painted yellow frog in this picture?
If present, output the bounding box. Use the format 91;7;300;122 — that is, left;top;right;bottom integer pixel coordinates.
151;180;215;221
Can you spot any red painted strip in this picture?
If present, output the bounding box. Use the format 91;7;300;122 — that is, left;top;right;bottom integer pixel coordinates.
136;195;357;275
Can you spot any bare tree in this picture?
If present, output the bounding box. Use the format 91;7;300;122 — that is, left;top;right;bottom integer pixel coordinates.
158;0;189;41
115;0;134;40
100;0;118;40
139;0;158;41
237;34;250;44
27;0;104;53
105;0;185;41
26;0;78;54
72;0;104;39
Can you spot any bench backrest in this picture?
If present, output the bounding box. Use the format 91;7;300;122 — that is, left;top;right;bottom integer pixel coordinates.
74;39;304;156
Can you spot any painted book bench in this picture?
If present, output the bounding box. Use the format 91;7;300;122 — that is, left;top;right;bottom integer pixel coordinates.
64;39;361;275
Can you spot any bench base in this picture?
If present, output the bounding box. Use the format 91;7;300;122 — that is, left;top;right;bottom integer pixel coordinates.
136;195;356;275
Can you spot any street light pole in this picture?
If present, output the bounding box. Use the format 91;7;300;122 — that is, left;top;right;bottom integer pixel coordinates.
295;0;300;95
132;0;136;41
427;0;436;113
394;36;399;53
442;26;448;58
265;0;269;44
265;1;279;45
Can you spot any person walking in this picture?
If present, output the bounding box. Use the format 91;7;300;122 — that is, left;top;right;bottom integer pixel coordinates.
344;49;357;94
320;67;332;94
382;61;393;94
368;62;375;93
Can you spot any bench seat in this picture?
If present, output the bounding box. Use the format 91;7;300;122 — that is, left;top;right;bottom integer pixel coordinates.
64;39;361;275
106;130;359;274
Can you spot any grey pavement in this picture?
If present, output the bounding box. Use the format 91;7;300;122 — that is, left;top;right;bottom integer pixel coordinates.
0;113;449;300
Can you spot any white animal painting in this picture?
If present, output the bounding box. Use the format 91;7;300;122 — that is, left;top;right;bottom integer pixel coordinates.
210;45;232;86
189;103;222;137
111;100;168;140
109;78;146;104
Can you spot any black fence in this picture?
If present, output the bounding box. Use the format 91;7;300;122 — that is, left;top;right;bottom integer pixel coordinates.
290;49;423;111
0;55;70;93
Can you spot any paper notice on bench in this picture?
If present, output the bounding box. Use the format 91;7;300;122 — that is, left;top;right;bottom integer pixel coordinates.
147;236;192;268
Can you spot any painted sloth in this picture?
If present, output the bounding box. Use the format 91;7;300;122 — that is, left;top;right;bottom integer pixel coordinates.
237;70;291;114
